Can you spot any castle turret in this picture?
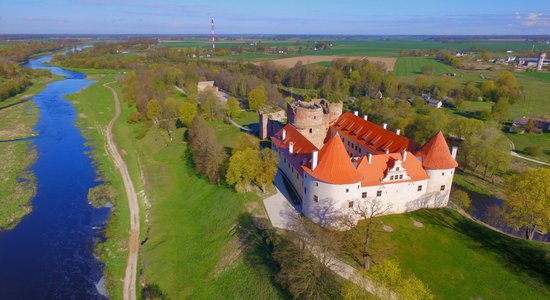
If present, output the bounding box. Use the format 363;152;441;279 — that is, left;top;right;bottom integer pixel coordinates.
415;132;458;207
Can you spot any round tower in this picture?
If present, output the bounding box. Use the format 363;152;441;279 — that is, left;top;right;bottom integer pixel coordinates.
287;101;327;149
537;52;546;71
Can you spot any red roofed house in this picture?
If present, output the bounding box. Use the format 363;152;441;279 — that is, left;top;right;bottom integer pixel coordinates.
270;100;458;228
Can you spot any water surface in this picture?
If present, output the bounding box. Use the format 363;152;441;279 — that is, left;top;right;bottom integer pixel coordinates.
0;55;109;299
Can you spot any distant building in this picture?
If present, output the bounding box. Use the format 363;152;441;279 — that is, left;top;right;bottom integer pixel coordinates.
516;52;549;70
270;102;458;228
197;81;230;103
510;117;550;134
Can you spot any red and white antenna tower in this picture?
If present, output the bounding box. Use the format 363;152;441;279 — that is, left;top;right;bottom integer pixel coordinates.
211;17;215;49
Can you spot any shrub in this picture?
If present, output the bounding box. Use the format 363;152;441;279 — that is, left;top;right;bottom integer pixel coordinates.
524;146;543;156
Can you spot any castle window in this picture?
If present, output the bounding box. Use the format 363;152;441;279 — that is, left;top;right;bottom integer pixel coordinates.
442;172;445;176
359;148;362;153
348;201;354;208
399;174;403;179
440;185;446;191
376;191;382;197
362;192;367;198
346;188;349;193
396;167;400;171
304;187;307;194
390;175;394;180
297;173;299;179
418;185;423;191
314;195;318;202
309;128;312;133
316;182;318;187
451;170;453;174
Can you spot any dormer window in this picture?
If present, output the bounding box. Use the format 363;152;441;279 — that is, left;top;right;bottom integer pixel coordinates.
396;167;400;171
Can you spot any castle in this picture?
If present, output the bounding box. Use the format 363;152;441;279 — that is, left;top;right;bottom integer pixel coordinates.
268;100;458;227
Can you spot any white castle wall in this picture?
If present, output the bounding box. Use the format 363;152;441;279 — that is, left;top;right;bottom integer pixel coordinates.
424;168;455;208
360;179;430;214
302;174;362;227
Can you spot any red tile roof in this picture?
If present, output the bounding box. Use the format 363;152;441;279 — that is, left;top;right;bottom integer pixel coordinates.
330;112;416;154
356;152;429;186
303;134;363;184
272;124;318;175
415;131;458;170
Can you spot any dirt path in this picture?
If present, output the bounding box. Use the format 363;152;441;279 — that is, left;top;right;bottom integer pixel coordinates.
103;82;140;300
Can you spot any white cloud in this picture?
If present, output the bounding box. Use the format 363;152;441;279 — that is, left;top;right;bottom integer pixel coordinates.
524;13;550;27
515;12;521;20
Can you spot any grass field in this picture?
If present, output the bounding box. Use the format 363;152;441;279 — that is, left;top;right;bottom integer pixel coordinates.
506;132;550;163
344;209;550;300
393;57;458;76
66;70;284;299
513;73;550;119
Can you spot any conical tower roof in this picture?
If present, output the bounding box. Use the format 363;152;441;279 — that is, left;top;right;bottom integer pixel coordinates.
304;134;363;184
416;131;458;169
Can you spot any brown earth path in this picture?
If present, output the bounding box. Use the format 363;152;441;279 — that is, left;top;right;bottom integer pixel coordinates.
103;82;140;300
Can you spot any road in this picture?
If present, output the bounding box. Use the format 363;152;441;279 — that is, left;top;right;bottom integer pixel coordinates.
104;82;140;300
507;137;550;166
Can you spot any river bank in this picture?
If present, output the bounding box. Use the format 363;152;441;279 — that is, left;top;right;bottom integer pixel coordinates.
0;55;110;299
0;74;61;229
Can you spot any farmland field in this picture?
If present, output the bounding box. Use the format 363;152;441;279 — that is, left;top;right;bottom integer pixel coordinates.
257;55;397;70
393;57;458;76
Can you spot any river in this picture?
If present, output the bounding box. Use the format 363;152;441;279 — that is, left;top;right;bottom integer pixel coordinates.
0;55;109;299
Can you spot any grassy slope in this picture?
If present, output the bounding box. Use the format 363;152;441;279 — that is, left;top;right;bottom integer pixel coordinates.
347;209;550;300
393;57;458;77
66;70;284;299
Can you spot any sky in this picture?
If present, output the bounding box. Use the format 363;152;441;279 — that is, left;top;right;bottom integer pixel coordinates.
1;0;550;35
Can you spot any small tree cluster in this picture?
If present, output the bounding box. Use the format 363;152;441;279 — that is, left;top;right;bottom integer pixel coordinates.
187;116;227;184
225;134;278;193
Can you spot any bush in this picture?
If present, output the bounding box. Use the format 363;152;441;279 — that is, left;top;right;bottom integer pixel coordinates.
524;146;543;156
127;112;141;124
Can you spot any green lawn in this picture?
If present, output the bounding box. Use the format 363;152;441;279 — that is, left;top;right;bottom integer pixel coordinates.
394;57;458;77
67;70;285;299
506;132;550;163
344;209;550;300
513;73;550;118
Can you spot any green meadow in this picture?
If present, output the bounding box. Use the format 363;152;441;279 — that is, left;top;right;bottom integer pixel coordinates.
393;57;459;76
343;209;550;300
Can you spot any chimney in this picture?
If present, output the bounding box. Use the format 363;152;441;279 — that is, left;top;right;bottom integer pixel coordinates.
289;142;294;154
382;123;387;129
451;146;458;159
282;129;286;140
353;111;359;116
396;129;401;135
311;150;318;170
368;153;372;164
402;149;407;161
363;115;368;121
385;149;389;154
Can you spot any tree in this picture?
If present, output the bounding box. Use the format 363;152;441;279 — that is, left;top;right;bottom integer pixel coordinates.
421;65;435;75
232;133;259;154
179;101;197;127
481;49;491;61
226;96;240;118
248;86;267;111
481;80;497;101
503;168;550;240
407;109;449;145
462;80;481;100
342;198;390;270
255;148;279;192
274;216;342;300
200;87;224;120
491;97;510;122
344;259;433;300
226;148;261;193
187;116;227;184
450;189;472;213
146;99;163;125
448;118;484;140
123;70;137;105
382;74;399;98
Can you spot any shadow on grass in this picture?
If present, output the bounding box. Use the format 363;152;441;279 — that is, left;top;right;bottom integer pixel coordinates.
414;209;550;286
234;213;292;300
